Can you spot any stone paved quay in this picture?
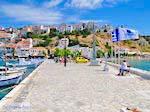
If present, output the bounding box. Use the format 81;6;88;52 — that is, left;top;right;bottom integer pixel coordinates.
1;60;150;112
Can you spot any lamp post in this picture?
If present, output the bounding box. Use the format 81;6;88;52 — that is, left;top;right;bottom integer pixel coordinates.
64;36;67;67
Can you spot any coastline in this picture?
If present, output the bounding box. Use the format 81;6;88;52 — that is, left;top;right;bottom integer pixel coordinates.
0;60;45;110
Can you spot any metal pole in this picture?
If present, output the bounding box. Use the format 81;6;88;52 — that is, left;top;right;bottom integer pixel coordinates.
118;42;120;65
4;44;7;75
111;42;114;63
64;36;67;67
114;44;117;64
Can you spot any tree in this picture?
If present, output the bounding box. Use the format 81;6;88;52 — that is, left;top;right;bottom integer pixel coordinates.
124;40;131;44
49;28;58;38
72;50;81;58
81;29;91;38
42;51;47;56
97;50;105;58
50;28;57;33
26;32;33;38
58;33;64;39
54;48;73;57
31;34;39;39
36;38;52;47
68;39;79;47
39;35;49;40
79;43;88;47
104;29;108;33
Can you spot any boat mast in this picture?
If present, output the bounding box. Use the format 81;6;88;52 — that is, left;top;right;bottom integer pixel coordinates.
4;43;7;75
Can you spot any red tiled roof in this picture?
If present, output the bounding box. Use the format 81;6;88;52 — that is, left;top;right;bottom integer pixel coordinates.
31;47;47;51
6;43;16;49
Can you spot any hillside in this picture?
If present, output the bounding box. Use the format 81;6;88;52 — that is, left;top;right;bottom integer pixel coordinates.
67;33;144;53
31;31;150;53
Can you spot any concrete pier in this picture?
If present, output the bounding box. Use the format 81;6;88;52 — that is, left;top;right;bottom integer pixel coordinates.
0;60;150;112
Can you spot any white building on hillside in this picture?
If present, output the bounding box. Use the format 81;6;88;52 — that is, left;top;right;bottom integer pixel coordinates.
30;47;48;56
15;38;33;57
0;31;17;43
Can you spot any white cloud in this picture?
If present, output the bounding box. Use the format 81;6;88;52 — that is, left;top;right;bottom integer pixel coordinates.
66;0;129;9
0;4;63;25
66;0;103;9
104;0;129;6
79;19;106;23
43;0;63;8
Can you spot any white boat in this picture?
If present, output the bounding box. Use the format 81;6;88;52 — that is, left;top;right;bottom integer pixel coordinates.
6;65;27;71
0;66;27;74
0;67;19;74
7;58;38;68
0;73;23;87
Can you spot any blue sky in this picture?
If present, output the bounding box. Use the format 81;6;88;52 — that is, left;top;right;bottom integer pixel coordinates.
0;0;149;35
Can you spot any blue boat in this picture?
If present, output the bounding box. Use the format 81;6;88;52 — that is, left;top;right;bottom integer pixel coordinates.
0;73;23;87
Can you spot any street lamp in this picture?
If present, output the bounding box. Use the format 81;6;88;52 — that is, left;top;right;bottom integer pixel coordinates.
64;36;67;67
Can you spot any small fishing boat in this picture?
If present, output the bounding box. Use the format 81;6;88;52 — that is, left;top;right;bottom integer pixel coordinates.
0;72;23;87
6;65;27;71
0;67;19;74
6;58;38;68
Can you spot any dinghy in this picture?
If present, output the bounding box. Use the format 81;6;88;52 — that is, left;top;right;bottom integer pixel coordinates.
0;72;23;87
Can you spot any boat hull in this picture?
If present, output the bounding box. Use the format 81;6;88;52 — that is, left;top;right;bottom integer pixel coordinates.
0;75;22;87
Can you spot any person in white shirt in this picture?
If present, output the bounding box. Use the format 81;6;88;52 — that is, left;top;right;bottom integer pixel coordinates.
118;60;129;76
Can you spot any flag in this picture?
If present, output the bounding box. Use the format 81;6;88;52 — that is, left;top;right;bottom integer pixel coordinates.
112;28;119;42
112;27;139;42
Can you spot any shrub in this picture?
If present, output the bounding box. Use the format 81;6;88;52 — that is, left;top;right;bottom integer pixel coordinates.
68;39;79;47
97;50;105;58
79;44;89;47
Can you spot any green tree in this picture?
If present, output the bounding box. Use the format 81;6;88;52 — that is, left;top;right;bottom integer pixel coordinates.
58;33;64;39
42;51;47;56
79;43;88;47
36;38;52;47
97;50;105;58
26;32;33;38
50;28;57;33
104;29;108;32
81;29;91;38
31;34;38;39
68;39;79;47
124;40;131;44
54;48;73;57
39;35;49;40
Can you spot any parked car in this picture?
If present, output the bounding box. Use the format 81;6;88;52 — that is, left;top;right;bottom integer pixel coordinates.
75;57;89;63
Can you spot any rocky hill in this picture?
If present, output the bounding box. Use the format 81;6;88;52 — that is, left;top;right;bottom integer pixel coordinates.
66;33;148;53
31;31;150;53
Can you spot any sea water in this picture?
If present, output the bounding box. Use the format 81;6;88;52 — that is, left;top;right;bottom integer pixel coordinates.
128;60;150;71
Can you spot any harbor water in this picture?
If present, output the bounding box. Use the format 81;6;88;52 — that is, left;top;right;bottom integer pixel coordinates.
0;59;35;100
128;60;150;71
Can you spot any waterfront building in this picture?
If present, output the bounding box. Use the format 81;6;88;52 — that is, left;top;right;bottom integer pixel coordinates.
15;38;33;57
30;47;48;57
0;31;16;43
